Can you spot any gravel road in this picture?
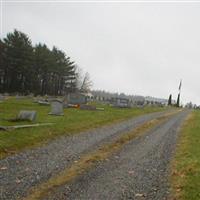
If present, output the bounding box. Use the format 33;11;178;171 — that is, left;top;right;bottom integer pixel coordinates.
45;110;190;200
0;110;170;200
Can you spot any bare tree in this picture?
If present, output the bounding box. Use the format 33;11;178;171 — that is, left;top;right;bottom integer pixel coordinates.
74;65;93;93
74;65;83;91
80;72;93;93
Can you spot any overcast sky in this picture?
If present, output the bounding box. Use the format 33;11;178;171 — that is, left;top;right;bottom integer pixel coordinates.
1;0;200;104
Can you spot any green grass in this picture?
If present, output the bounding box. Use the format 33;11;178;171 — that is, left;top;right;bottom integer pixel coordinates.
170;110;200;200
0;97;166;159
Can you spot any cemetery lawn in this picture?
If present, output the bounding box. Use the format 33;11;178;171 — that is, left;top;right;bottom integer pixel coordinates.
170;110;200;200
0;98;166;159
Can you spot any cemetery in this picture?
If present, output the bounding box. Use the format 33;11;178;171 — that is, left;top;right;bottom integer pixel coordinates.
0;95;165;158
1;7;199;200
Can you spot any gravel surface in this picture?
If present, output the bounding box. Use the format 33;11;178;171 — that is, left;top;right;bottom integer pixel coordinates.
0;111;169;200
46;110;190;200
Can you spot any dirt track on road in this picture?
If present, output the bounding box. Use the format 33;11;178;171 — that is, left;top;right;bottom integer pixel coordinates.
0;109;189;200
46;110;190;200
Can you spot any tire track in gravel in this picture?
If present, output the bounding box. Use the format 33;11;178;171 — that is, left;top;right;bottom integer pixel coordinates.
44;110;190;200
0;110;173;200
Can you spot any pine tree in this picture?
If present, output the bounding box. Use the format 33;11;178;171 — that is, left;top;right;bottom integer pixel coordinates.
1;29;77;95
176;93;180;107
3;29;34;94
168;94;172;106
0;39;6;92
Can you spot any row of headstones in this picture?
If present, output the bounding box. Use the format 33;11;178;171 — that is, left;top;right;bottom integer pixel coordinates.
49;100;98;115
35;99;64;115
18;100;99;122
0;94;36;102
17;101;64;122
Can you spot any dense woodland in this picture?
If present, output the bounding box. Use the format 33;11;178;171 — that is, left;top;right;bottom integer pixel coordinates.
0;29;85;95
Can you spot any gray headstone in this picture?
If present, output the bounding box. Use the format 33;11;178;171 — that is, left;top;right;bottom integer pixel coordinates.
132;96;145;106
67;93;87;105
80;104;96;110
111;98;130;108
38;100;50;105
63;97;68;108
17;110;37;122
49;100;64;116
0;95;5;101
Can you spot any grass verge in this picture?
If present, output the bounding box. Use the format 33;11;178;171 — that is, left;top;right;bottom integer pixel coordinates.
170;110;200;200
0;98;167;159
24;111;178;200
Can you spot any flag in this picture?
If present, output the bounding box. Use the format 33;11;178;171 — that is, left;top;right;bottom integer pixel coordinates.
178;80;182;91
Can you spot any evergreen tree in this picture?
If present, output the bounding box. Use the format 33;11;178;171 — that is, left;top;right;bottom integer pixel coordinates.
0;39;6;92
3;29;34;94
0;29;78;95
168;94;172;105
34;43;53;95
51;47;76;95
176;93;180;107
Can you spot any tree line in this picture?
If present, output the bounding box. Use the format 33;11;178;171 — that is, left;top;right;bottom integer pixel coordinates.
0;29;90;96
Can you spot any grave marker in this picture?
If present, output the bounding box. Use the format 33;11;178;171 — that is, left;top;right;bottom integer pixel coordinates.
111;98;130;108
67;93;87;105
0;95;5;102
80;104;96;110
17;110;37;122
49;100;64;116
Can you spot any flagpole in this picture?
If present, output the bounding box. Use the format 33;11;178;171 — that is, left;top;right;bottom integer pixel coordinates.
177;79;182;107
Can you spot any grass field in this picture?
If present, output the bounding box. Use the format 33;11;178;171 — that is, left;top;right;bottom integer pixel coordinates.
170;110;200;200
0;98;166;159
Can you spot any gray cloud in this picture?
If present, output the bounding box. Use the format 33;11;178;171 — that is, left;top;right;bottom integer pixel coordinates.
2;1;200;104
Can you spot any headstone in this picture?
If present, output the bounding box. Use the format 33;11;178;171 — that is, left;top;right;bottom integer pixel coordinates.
38;100;50;105
63;97;68;108
111;98;130;108
0;95;5;102
67;93;87;105
17;110;37;122
80;104;96;110
49;100;64;116
132;96;145;107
